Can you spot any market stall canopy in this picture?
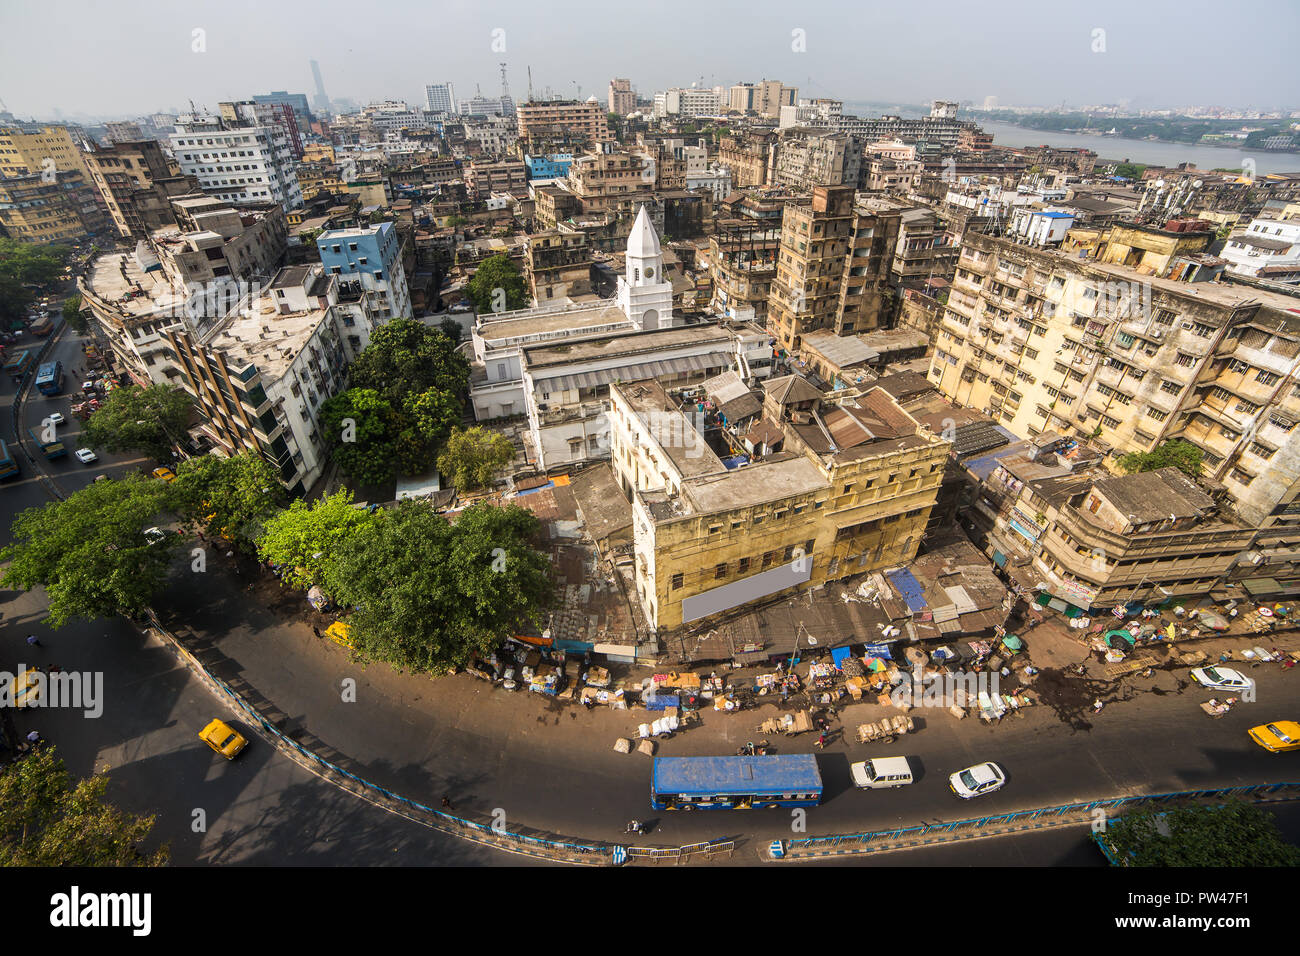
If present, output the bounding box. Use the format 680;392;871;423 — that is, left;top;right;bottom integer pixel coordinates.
831;646;852;670
1001;635;1024;652
1104;630;1134;647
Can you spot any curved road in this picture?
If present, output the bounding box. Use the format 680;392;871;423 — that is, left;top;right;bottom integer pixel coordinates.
4;317;1298;866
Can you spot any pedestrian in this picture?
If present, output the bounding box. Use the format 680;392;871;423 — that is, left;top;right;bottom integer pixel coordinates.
312;626;322;639
441;796;453;810
26;634;40;648
816;732;826;749
1093;698;1104;713
25;731;39;744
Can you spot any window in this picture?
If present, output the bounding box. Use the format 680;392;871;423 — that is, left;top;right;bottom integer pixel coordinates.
671;573;683;590
1188;322;1213;338
1268;413;1296;432
1256;369;1281;386
1145;407;1169;422
738;557;751;574
762;551;775;569
1174;353;1196;368
1101;414;1121;429
715;563;727;580
1249;441;1276;460
1160;379;1182;395
1116;332;1134;348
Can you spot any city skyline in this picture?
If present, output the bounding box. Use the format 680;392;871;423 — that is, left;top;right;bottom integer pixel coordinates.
2;0;1297;121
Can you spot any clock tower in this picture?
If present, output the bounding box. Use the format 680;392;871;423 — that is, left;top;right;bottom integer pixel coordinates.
617;204;675;330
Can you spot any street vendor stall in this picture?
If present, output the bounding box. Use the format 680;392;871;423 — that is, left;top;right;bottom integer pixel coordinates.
759;709;814;736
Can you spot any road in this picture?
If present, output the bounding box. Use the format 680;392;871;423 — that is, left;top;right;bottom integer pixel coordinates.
1;318;520;864
3;312;1298;867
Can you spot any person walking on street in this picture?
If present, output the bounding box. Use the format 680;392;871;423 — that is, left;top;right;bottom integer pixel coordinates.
26;634;40;648
816;732;827;749
25;731;39;745
441;796;453;810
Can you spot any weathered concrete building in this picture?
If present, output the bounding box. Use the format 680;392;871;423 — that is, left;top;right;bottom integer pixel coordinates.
609;375;950;631
931;231;1300;527
767;187;903;351
525;230;593;304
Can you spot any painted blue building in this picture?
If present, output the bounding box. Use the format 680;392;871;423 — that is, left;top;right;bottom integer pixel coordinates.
525;153;574;181
316;222;412;321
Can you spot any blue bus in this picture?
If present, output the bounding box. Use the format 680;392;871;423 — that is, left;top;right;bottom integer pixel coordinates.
0;439;18;480
651;754;823;810
35;360;64;395
3;349;32;379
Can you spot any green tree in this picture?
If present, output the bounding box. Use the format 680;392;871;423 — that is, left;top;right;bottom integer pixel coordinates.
322;501;553;674
438;317;463;344
81;384;193;464
0;474;180;627
319;388;405;486
171;452;286;546
1113;162;1147;180
437;426;516;492
0;239;70;323
1116;439;1204;480
445;215;468;228
1097;801;1300;867
465;253;528;315
61;294;87;333
256;490;383;589
348;318;469;406
0;746;168;867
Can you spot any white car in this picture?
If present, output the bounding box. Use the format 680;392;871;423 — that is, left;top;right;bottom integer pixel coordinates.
74;448;97;464
1191;666;1254;694
45;412;65;426
949;762;1006;799
143;527;166;545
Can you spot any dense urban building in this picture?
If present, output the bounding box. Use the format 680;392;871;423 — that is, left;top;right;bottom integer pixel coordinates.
170;106;303;211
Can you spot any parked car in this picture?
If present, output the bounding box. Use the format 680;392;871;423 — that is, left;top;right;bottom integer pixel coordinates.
199;719;247;760
143;527;166;545
151;467;176;482
949;762;1006;799
1191;666;1254;694
1249;721;1300;753
74;448;97;464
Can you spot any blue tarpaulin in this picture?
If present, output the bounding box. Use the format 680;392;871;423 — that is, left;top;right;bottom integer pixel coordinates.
885;568;928;614
863;643;893;659
645;694;679;711
831;646;851;669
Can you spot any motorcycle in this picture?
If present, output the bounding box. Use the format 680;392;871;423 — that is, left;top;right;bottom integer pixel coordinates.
625;821;644;834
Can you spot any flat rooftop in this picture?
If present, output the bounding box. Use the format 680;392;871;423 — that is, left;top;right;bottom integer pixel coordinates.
205;294;327;381
620;379;725;480
525;324;732;369
83;252;188;318
682;454;825;515
478;300;631;344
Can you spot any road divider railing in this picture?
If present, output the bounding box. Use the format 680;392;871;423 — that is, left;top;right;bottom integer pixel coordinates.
777;782;1300;860
141;609;735;866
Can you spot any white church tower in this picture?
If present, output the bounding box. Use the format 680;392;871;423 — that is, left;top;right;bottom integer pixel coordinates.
617;204;675;331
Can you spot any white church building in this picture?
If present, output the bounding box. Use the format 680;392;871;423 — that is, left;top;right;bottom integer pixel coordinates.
468;205;775;470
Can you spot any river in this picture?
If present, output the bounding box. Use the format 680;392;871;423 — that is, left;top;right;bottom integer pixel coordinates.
841;103;1299;175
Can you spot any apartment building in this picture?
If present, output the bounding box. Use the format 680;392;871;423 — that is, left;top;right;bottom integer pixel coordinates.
169;109;303;211
84;139;199;238
0;124;92;179
104;121;146;145
609;78;636;116
772;130;859;191
316;221;412;321
0;172;100;244
526;230;593;304
516;100;610;147
465;159;528;199
931;231;1300;526
78;198;288;385
755;81;797;119
425;83;456;114
567;150;654;218
716;134;776;188
166;264;364;494
766;186;903;351
705;219;781;323
1221;217;1300;284
609;375;949;631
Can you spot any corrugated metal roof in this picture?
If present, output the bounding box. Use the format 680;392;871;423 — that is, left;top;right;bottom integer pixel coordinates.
537;351;731;393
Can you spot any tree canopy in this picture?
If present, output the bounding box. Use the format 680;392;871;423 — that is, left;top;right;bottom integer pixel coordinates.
256;490;384;589
321;501;553;674
1116;439;1204;480
81;384;193;464
0;239;69;323
438;317;463;344
0;474;181;627
347;318;468;405
465;254;528;315
171;452;286;546
0;746;168;866
437;426;516;492
1097;801;1300;867
319;388;407;486
61;294;87;333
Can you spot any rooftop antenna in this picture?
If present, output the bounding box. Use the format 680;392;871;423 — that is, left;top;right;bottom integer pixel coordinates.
527;65;534;103
499;62;510;101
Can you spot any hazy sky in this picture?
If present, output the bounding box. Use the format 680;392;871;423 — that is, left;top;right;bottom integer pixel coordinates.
2;0;1297;120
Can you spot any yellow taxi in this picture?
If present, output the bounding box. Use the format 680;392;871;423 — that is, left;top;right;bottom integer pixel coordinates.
1248;721;1300;753
13;668;40;708
325;621;353;648
199;719;248;759
151;467;176;482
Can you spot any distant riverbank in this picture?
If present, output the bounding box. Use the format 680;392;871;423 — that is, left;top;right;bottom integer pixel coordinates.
840;103;1299;176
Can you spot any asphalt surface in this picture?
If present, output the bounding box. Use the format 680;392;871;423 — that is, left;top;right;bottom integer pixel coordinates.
0;318;521;865
3;308;1298;868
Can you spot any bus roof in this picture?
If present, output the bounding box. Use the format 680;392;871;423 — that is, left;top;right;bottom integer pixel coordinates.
36;361;58;376
653;754;822;795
